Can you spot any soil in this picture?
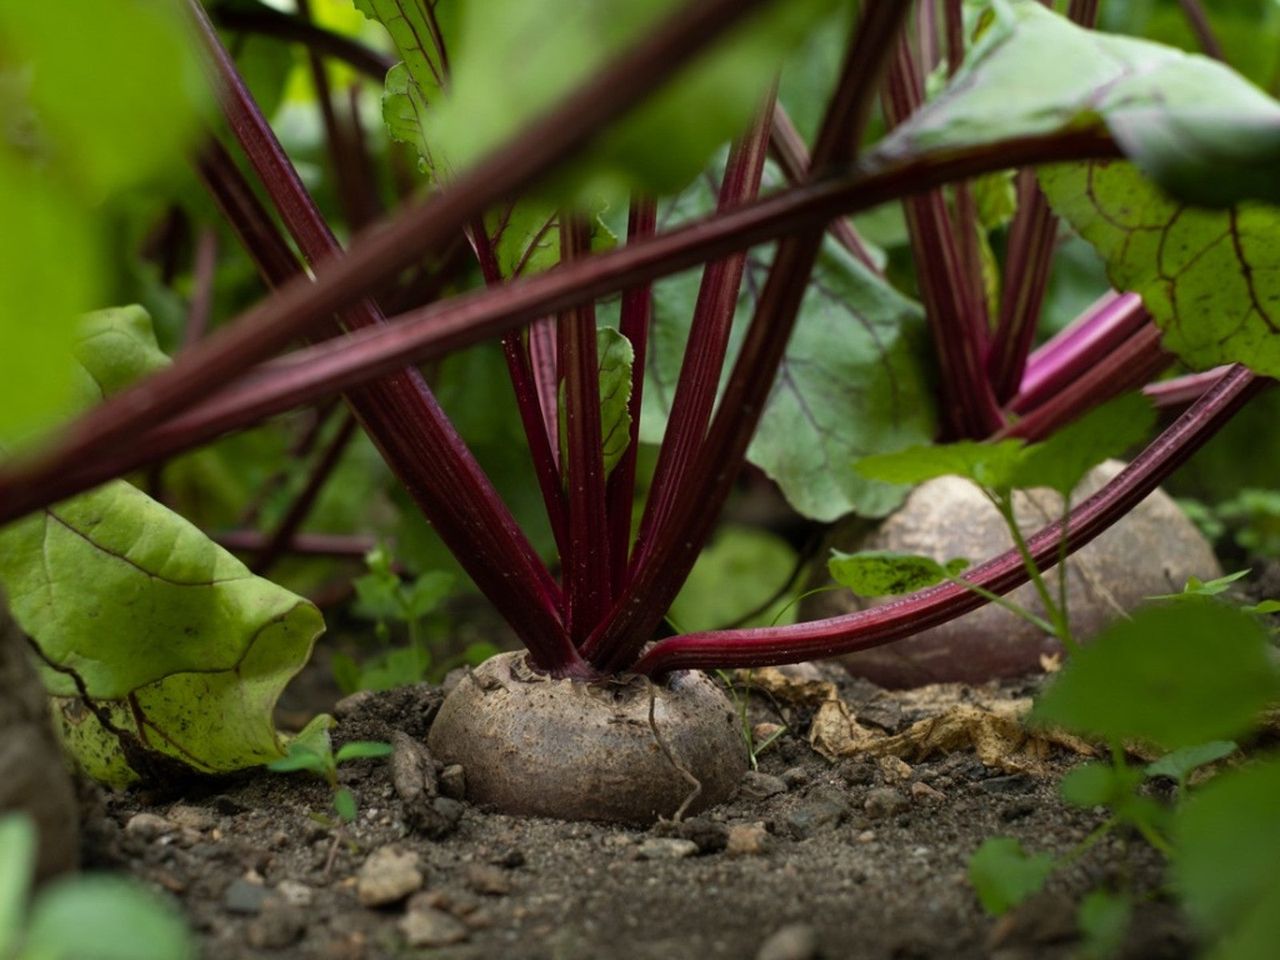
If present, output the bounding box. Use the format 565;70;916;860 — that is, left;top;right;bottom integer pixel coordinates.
82;663;1195;960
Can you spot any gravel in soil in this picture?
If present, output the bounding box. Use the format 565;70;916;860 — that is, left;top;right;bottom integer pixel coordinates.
86;666;1193;960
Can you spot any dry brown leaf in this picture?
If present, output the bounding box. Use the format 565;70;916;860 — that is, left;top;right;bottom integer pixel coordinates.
730;666;838;708
808;698;878;759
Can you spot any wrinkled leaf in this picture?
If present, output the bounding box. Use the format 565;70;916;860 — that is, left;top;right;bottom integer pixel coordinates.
559;327;634;479
969;837;1054;916
1031;600;1280;750
644;162;935;521
1009;394;1156;497
26;875;195;960
1042;160;1280;379
873;0;1280;206
1175;758;1280;960
828;550;970;598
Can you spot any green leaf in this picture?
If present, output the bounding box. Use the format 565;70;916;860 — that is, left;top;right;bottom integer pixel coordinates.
25;875;194;960
559;327;635;480
1031;600;1280;750
0;0;208;198
0;815;35;956
267;746;329;777
1077;890;1132;960
333;787;358;823
644;163;936;521
1041;160;1280;379
968;837;1054;916
400;571;456;620
1059;762;1141;809
0;481;325;786
1150;569;1252;601
855;439;1026;493
335;741;394;764
669;526;799;632
828;550;970;598
1146;741;1237;785
873;0;1280;207
1009;394;1156;497
72;306;172;405
1175;758;1280;960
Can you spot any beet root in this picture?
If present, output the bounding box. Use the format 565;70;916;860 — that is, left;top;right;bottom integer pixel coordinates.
426;652;747;824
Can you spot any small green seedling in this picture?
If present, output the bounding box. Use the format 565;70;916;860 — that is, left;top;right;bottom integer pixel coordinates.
267;717;392;823
0;813;194;960
333;546;497;693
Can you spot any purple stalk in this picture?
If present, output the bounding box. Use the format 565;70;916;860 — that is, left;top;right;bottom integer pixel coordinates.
631;102;775;572
1145;366;1236;410
769;105;881;274
251;413;359;575
1012;292;1148;413
14;128;1125;517
985;0;1098;402
559;218;613;640
634;365;1260;674
188;6;580;673
181;227;219;351
584;0;915;672
218;530;376;558
3;0;782;502
606;199;658;591
1000;324;1170;442
884;31;1002;439
1176;0;1226;60
212;3;394;80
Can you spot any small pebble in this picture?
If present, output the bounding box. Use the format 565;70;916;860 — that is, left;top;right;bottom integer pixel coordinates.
275;880;314;908
167;804;216;832
399;907;469;948
784;787;848;839
779;767;809;789
910;781;945;803
223;877;268;916
978;774;1034;795
651;817;728;854
856;830;875;844
464;864;511;896
877;756;913;783
635;838;699;860
726;823;771;857
246;898;305;949
491;847;525;869
124;813;173;840
739;771;788;800
756;923;818;960
439;764;467;800
357;846;423;907
864;787;909;819
752;722;785;744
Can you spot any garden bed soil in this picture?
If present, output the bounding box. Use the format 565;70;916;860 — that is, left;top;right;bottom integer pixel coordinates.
86;665;1192;960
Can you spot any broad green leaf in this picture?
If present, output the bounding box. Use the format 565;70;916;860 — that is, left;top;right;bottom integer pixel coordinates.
558;327;635;480
1145;741;1237;785
0;815;35;956
968;837;1054;916
72;306;172;404
1009;394;1156;497
854;439;1026;492
643;162;936;521
0;157;100;445
25;875;195;960
0;0;207;198
0;481;324;785
1077;890;1132;960
1175;758;1280;960
1041;161;1280;378
1031;600;1280;750
828;550;970;598
369;0;841;201
872;0;1280;207
669;526;799;633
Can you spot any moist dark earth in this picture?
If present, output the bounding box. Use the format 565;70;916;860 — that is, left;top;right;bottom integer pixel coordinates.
83;664;1196;960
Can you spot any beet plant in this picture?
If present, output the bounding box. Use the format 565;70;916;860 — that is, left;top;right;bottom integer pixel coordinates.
2;0;1280;833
